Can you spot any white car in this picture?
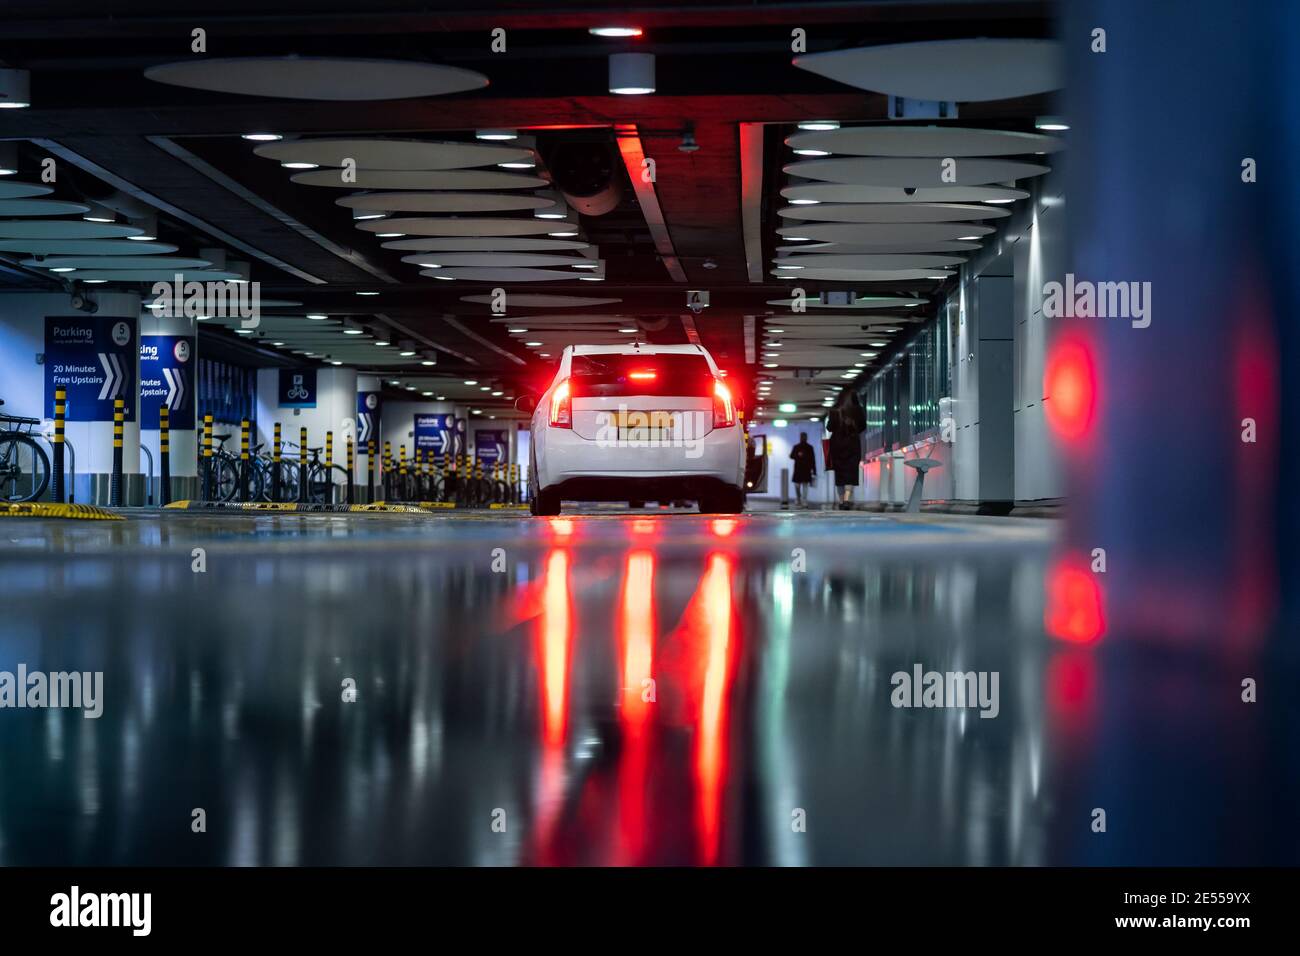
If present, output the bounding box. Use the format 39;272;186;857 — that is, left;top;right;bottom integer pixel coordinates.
525;343;747;516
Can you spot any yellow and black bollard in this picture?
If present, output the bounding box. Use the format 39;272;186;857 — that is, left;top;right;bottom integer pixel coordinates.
159;405;172;506
298;426;309;503
110;398;125;507
398;444;408;501
346;437;355;504
367;439;375;503
202;414;214;500
325;430;333;469
239;418;251;501
383;440;392;500
51;386;66;502
271;422;282;502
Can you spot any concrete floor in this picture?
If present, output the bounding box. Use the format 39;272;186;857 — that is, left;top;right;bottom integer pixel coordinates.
0;508;1294;865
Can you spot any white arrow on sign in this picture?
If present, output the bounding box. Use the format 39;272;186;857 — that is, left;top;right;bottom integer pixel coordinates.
97;352;123;401
358;412;372;443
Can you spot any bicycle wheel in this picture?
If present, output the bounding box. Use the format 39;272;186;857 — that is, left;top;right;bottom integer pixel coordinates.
0;432;51;503
308;463;350;504
213;457;241;502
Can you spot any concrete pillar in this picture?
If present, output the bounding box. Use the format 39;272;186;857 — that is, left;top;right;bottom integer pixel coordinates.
139;309;199;502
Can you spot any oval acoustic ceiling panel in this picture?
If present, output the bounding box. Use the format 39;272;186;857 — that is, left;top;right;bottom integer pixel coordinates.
0;181;54;200
0;239;179;255
773;253;966;270
785;125;1064;157
778;202;1011;223
358;217;559;237
21;256;212;270
144;57;488;101
778;222;994;243
256;138;529;170
383;237;590;252
0;199;91;217
64;269;241;282
782;183;1028;204
460;294;620;308
420;267;580;282
0;221;144;239
293;168;546;190
766;295;927;309
403;252;598;268
784;157;1050;187
771;268;954;282
776;240;981;254
792;39;1062;101
339;192;553;214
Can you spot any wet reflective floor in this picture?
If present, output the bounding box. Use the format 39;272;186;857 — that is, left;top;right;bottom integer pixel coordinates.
0;510;1296;866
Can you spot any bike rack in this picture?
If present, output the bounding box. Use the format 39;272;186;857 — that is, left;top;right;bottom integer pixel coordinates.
140;442;154;506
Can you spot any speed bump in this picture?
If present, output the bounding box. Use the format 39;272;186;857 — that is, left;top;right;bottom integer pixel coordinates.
0;502;124;521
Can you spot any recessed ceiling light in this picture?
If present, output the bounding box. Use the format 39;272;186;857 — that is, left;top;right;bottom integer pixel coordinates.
507;327;528;333
869;341;887;347
374;340;389;347
272;341;285;346
83;279;108;284
776;264;803;269
342;328;363;335
479;385;490;391
476;129;518;141
375;232;405;238
535;212;566;220
399;350;416;357
590;26;643;37
281;162;318;169
854;362;866;368
985;198;1015;204
419;263;441;269
524;342;543;347
619;328;637;333
793;149;830;157
421;360;436;366
1035;116;1069;131
234;327;253;333
388;380;400;385
356;291;378;296
788;198;820;205
329;360;343;366
785;236;813;242
579;276;603;281
768;328;785;333
957;236;981;241
797;120;839;131
840;372;856;379
49;266;75;273
492;390;503;397
434;275;454;281
859;351;877;357
539;353;551;357
549;230;579;237
498;161;536;170
764;362;779;368
307;313;327;320
423;391;433;397
241;132;282;141
464;380;478;385
779;403;797;413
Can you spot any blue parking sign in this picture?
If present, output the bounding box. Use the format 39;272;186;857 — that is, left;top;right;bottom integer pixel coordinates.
44;315;137;422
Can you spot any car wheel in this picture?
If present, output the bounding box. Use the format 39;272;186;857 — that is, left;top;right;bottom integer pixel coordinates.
530;486;561;516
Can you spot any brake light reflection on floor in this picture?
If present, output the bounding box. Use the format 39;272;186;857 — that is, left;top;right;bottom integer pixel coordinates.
539;549;573;746
693;553;736;865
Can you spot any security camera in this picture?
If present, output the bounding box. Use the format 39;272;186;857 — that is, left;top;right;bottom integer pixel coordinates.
70;291;98;314
903;186;917;196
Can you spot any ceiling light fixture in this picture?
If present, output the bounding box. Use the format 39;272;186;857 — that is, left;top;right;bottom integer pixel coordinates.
82;202;116;224
0;143;16;176
307;313;327;320
1035;116;1069;131
476;129;518;141
590;26;643;37
797;120;839;131
126;213;158;241
280;162;318;170
609;52;655;95
793;149;830;157
0;68;30;109
241;132;282;141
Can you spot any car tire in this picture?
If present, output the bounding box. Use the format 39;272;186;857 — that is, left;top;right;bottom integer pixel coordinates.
700;486;745;515
530;486;561;516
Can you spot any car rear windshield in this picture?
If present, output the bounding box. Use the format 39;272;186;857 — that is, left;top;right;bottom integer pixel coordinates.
569;353;715;397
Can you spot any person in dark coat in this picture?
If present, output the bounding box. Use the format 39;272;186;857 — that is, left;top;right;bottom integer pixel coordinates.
789;431;817;507
827;390;866;510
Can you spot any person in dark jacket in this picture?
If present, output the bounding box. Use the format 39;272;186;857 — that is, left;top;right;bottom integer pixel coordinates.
789;431;817;507
827;390;866;510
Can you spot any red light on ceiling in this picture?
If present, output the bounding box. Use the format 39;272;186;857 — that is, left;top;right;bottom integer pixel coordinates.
1045;560;1106;643
1043;336;1098;443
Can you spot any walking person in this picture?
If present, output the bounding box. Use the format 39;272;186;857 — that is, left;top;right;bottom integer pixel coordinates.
827;390;866;510
789;431;817;507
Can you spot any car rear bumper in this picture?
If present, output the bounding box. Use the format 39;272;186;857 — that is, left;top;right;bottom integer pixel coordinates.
535;424;745;495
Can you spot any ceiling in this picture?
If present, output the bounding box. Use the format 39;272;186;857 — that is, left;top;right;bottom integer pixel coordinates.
0;0;1057;421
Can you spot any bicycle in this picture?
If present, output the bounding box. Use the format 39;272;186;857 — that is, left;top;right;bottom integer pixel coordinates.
280;439;350;504
0;399;51;503
201;433;265;502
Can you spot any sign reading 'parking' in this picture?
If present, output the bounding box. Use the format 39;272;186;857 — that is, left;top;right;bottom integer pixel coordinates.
43;316;137;422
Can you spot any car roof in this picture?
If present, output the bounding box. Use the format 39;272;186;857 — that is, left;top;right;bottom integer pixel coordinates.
569;344;708;356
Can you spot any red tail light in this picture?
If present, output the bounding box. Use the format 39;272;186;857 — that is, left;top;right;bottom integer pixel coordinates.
628;370;657;381
712;379;735;427
549;378;572;427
